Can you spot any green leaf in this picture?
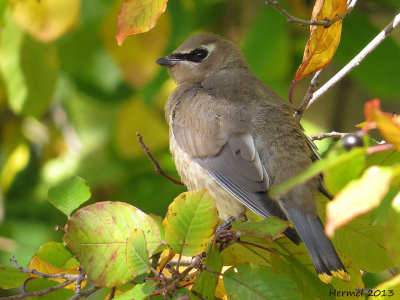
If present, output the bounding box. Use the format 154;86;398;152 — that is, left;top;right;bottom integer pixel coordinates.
34;241;78;269
114;281;154;300
48;176;91;216
324;146;366;195
385;192;400;267
220;235;272;267
63;201;161;287
125;229;150;275
191;244;222;300
24;278;74;299
163;190;219;256
270;148;365;198
0;265;29;289
231;216;290;241
325;166;395;236
271;254;335;299
0;8;58;118
334;214;393;272
223;264;301;300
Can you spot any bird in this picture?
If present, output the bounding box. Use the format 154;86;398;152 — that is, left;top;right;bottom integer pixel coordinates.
156;32;349;283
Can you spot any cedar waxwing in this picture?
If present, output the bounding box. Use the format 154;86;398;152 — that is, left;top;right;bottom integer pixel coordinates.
157;33;349;283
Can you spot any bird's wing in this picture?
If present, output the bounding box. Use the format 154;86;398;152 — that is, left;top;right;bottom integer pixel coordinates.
171;90;292;223
304;134;333;200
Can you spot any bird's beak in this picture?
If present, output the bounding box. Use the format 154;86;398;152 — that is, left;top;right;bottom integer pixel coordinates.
156;54;180;67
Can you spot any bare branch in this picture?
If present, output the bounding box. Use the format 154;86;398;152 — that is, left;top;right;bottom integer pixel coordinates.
136;132;184;186
10;256;84;281
265;0;357;27
307;11;400;109
310;131;349;141
295;70;323;120
68;286;101;300
1;279;75;300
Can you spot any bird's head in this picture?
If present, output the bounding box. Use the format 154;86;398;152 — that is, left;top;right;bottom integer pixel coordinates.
156;33;248;85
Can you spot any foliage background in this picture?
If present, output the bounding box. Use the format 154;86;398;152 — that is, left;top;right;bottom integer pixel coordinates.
0;0;399;297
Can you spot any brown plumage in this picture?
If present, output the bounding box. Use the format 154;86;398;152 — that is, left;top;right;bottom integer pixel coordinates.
157;33;349;283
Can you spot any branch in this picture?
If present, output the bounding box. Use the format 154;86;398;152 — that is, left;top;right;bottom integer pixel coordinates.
136;132;184;186
265;0;357;27
295;70;323;120
10;256;84;281
0;280;75;300
68;285;101;300
307;11;400;109
310;131;348;141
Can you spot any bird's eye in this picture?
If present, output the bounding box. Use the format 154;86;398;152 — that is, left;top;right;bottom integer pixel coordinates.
188;48;209;62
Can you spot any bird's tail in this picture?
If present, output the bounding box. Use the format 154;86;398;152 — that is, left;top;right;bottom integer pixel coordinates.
283;206;350;283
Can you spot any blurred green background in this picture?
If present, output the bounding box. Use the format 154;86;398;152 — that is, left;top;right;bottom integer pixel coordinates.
0;0;399;280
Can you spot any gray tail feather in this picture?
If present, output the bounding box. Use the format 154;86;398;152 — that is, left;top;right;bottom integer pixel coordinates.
283;206;347;276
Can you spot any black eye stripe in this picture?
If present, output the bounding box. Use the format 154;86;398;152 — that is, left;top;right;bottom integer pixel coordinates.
173;48;209;63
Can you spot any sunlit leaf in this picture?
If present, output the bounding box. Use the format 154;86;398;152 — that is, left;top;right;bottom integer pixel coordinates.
0;265;29;289
48;176;91;216
113;281;154;300
364;99;400;150
191;244;222;300
125;229;151;275
223;264;301;300
385;192;400;267
325;166;396;236
63;201;161;287
0;143;30;193
27;241;83;290
270;147;365;198
373;275;400;299
0;10;58;117
11;0;80;42
163;190;219;256
116;0;168;45
291;0;347;97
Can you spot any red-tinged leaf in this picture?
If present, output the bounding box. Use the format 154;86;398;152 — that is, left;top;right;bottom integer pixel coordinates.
116;0;168;46
364;99;400;150
63;201;161;287
291;0;347;101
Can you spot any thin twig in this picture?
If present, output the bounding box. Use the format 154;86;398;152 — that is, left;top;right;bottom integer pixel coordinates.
310;131;349;141
295;70;323;120
10;255;83;281
0;280;75;300
265;0;357;27
366;143;394;154
68;285;101;300
108;287;116;300
136;132;184;186
307;11;400;109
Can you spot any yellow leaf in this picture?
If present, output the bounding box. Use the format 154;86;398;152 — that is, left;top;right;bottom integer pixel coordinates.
326;166;395;237
294;0;347;82
116;0;168;45
28;255;86;291
11;0;81;42
0;143;30;193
